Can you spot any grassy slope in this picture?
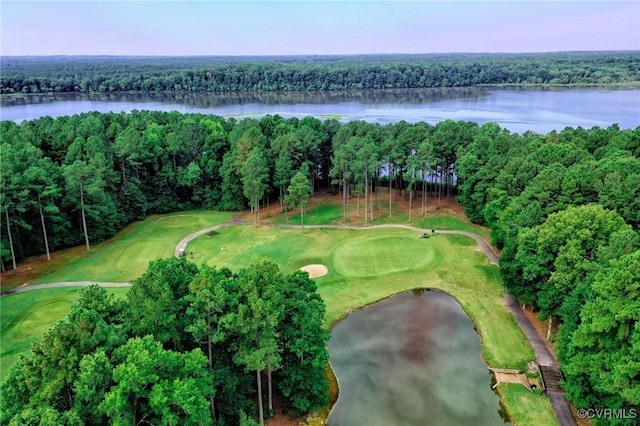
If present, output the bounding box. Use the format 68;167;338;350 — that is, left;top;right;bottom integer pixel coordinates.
269;191;491;240
26;211;234;285
499;384;561;426
1;200;556;425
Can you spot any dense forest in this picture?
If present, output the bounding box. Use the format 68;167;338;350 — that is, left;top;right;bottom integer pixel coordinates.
2;110;639;424
1;260;329;425
2;52;640;94
455;123;640;424
1;112;478;267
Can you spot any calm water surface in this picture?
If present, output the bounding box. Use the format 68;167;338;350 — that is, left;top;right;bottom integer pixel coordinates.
1;87;638;134
327;290;509;426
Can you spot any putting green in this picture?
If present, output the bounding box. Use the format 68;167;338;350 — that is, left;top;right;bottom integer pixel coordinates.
332;235;436;278
4;297;74;345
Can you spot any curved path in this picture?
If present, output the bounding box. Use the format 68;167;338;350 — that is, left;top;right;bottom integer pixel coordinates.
2;281;133;295
5;216;575;425
176;218;573;426
175;219;499;264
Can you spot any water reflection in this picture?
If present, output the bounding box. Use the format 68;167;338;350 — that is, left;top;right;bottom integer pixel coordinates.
2;87;638;133
1;87;486;108
327;290;510;426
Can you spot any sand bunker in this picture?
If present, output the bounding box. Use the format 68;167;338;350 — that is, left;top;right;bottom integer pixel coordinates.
300;264;328;278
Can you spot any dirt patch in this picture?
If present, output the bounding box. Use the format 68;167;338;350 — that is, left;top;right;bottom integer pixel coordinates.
521;306;559;360
494;372;532;388
300;264;328;278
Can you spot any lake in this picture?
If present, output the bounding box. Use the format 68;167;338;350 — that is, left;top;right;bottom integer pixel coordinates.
327;289;509;426
1;87;638;134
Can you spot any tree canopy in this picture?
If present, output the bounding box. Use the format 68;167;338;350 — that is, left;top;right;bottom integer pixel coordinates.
1;261;330;425
2;52;639;94
455;121;640;423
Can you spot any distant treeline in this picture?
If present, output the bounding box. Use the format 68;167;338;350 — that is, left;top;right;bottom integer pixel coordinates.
2;51;639;94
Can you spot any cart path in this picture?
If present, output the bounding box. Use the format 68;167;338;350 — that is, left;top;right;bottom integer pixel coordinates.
176;219;575;426
2;281;133;295
175;219;499;264
4;217;575;425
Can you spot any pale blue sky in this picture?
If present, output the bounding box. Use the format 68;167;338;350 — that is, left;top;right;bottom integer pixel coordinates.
1;1;638;56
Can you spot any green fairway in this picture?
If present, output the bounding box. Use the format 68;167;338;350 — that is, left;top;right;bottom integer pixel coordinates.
0;287;130;382
190;225;341;273
272;201;344;225
29;211;234;285
2;209;554;425
268;192;491;240
190;225;531;368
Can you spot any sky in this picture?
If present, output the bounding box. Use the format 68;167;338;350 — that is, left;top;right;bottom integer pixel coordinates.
1;1;639;56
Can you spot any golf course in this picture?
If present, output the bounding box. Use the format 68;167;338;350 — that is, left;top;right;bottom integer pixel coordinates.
0;197;559;425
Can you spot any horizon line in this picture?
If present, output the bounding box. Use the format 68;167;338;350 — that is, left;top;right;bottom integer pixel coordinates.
2;50;639;58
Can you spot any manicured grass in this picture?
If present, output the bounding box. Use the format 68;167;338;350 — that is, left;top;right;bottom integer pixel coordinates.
331;235;437;277
498;383;560;426
190;225;340;273
371;205;491;240
190;226;531;368
2;207;552;425
268;191;491;240
189;225;550;423
271;201;344;225
27;211;234;285
0;287;130;382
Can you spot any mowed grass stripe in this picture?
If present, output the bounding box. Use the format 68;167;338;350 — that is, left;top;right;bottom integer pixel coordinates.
30;211;234;285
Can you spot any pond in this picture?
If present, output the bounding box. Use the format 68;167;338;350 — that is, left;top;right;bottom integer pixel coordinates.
1;86;638;134
327;289;510;426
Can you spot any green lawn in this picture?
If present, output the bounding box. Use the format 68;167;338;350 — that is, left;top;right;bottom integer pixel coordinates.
189;226;530;368
269;193;491;240
30;211;234;284
0;287;130;382
271;202;345;225
1;208;555;425
499;383;560;426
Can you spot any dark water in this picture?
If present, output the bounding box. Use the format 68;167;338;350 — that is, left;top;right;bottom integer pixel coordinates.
1;87;638;134
327;290;510;426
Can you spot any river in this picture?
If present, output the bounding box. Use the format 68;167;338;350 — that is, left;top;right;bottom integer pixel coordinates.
1;87;638;134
